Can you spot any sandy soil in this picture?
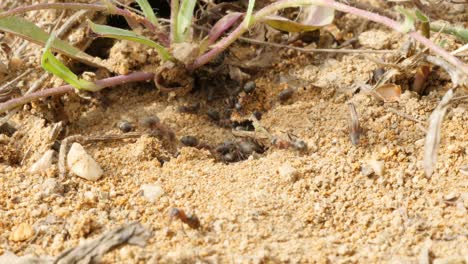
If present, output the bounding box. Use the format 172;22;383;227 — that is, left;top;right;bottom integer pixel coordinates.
0;1;467;263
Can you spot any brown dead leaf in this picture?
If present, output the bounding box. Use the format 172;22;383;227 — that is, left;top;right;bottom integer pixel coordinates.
374;83;402;102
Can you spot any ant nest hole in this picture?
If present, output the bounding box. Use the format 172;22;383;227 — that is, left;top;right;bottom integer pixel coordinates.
155;61;194;96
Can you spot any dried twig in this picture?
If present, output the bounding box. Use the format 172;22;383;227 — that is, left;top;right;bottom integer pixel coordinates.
55;222;151;264
386;108;425;125
0;69;33;101
386;108;427;133
239;37;395;54
348;102;361;145
424;89;454;178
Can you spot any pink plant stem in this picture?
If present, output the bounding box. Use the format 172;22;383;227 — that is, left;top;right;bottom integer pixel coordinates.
190;0;468;74
207;12;244;46
324;0;468;74
0;72;154;114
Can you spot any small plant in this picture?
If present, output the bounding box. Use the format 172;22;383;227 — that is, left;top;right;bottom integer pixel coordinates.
0;0;466;114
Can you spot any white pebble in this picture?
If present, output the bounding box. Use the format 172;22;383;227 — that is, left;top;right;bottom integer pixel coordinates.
368;159;385;176
279;163;299;182
140;184;165;202
67;143;103;181
42;178;64;197
29;150;55;174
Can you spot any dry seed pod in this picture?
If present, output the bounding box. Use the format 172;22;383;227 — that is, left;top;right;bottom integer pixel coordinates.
348;103;361;145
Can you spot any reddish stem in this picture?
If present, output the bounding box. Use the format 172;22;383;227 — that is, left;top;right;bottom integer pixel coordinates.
0;72;154;114
190;0;468;74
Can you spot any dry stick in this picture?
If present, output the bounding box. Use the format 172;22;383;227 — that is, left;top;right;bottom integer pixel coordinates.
0;71;154;114
0;69;32;94
190;0;468;74
239;37;394;54
386;108;427;133
0;73;49;127
387;108;425;124
451;95;468;101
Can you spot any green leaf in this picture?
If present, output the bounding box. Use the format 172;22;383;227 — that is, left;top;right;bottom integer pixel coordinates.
415;9;429;23
41;35;101;91
431;22;468;43
0;15;109;70
243;0;256;28
396;6;416;33
88;20;172;61
136;0;159;26
175;0;197;42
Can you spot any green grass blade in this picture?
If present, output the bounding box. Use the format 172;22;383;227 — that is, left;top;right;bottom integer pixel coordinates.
0;15;109;69
175;0;197;42
243;0;256;28
88;20;172;61
431;22;468;43
396;7;416;33
136;0;159;26
41;35;101;91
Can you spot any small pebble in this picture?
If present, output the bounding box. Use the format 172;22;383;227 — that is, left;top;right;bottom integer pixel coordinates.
42;178;64;197
140;184;165;203
243;81;256;93
292;139;308;151
180;135;199;147
368;159;385;176
443;192;459;201
118;120;133;133
361;166;375;177
29;150;55;174
279;163;299;183
67;143;103;181
9;223;35;242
